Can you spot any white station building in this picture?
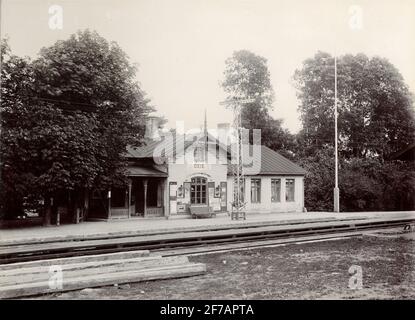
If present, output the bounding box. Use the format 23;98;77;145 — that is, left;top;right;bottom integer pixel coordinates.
88;118;307;220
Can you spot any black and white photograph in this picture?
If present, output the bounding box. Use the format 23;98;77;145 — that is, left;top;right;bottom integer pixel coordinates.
0;0;414;306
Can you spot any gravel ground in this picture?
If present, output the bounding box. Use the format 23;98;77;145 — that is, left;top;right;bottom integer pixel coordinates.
33;235;415;300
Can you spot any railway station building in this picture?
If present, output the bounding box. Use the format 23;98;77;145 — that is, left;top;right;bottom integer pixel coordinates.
88;118;306;220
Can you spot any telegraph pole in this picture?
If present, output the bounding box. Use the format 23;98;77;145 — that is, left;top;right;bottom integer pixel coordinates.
220;97;254;219
333;56;340;212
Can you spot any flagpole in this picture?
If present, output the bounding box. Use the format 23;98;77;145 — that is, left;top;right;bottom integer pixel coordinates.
334;56;340;212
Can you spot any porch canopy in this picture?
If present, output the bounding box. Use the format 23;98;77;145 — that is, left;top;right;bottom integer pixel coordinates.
126;166;168;177
124;165;168;218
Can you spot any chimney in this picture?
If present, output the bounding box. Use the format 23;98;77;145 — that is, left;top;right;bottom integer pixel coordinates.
145;116;161;141
217;123;230;146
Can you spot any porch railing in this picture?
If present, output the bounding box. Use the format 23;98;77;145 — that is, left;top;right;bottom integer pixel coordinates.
146;207;164;216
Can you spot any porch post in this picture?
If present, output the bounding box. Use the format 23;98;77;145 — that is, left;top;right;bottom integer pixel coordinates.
143;179;148;217
161;179;167;218
128;179;132;219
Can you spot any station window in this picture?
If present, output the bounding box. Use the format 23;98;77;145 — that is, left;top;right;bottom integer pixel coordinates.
251;179;261;203
271;179;281;202
286;179;295;202
191;177;207;204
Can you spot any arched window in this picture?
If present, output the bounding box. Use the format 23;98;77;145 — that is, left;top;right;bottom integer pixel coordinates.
190;177;207;204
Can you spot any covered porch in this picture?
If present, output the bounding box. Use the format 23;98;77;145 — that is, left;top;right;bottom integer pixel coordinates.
89;166;168;220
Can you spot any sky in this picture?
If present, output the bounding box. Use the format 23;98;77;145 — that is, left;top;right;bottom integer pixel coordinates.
1;0;414;133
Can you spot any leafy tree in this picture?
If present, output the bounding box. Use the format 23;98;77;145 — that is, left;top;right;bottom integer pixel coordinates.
221;50;294;154
339;158;383;211
31;30;152;185
0;31;152;223
259;118;297;159
377;160;415;211
294;51;415;159
293;51;415;212
222;50;274;106
298;148;414;212
297;148;335;211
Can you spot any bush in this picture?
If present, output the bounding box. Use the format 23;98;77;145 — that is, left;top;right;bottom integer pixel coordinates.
298;148;335;211
298;149;414;212
339;158;383;211
377;161;415;211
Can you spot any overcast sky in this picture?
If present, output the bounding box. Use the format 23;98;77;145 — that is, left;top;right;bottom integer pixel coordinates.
1;0;414;133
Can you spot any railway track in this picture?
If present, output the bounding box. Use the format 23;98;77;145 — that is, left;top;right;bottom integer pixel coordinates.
0;216;414;264
150;217;415;256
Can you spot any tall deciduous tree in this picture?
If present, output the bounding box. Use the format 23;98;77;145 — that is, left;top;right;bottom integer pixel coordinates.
0;31;152;223
294;51;415;159
221;50;294;154
31;30;152;185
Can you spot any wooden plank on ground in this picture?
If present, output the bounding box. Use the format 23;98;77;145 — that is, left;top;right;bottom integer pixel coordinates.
0;256;191;287
0;262;206;299
0;250;150;271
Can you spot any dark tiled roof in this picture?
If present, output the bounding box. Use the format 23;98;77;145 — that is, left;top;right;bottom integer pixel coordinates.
125;133;225;160
126;136;306;176
256;145;306;175
228;145;306;176
126;139;165;159
126;166;168;177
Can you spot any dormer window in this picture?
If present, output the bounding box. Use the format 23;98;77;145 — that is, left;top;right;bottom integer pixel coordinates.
194;144;206;163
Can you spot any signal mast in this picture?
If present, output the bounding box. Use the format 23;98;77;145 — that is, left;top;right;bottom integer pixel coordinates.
220;97;254;220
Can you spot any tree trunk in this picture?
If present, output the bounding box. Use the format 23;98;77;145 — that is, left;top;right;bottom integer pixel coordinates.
68;190;76;224
83;188;89;221
43;197;52;226
73;190;81;224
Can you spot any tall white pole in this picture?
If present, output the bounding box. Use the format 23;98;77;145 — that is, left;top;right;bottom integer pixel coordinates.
235;105;242;213
0;0;3;186
333;56;340;212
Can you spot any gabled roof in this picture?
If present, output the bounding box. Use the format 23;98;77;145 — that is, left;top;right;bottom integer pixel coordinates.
125;132;229;161
257;145;306;175
126;135;306;176
228;145;306;176
126;139;162;158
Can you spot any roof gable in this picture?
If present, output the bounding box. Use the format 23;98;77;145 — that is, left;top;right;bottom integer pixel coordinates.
126;132;229;161
126;136;306;176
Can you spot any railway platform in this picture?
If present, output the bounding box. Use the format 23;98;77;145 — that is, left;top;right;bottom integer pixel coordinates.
1;211;414;246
